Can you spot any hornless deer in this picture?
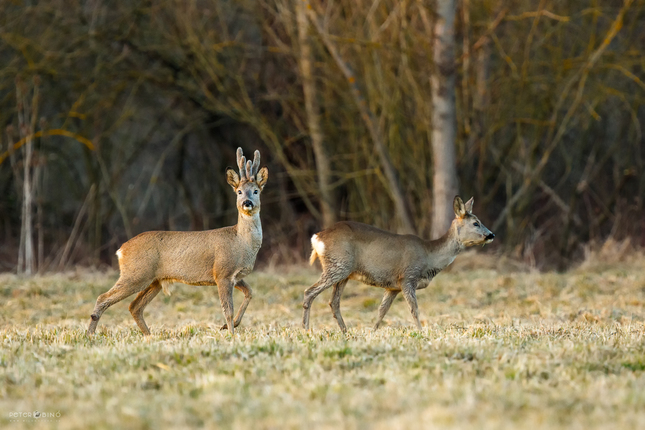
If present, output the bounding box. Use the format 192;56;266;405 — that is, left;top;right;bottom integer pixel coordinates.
303;196;494;332
86;147;268;336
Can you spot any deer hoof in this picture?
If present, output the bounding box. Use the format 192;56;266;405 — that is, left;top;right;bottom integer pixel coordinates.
220;322;239;330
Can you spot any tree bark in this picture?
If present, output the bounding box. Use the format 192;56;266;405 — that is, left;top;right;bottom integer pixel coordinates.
17;79;38;275
20;133;34;274
430;0;459;239
296;0;336;228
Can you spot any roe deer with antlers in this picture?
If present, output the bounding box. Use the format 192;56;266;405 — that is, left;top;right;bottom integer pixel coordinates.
87;147;268;336
303;196;494;332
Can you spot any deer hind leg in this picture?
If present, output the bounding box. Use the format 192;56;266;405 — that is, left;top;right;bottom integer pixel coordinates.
373;289;400;330
220;280;253;330
87;276;151;335
401;282;422;331
302;269;348;330
128;281;162;335
217;279;235;335
329;280;348;333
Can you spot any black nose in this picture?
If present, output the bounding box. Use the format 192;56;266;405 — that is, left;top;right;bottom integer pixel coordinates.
486;233;495;240
243;200;254;208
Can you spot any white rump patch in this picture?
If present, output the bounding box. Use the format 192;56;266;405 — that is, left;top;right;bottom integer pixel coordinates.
115;248;123;260
311;234;325;256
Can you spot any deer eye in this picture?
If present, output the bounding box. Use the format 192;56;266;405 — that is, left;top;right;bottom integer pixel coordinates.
473;222;480;227
237;190;242;195
254;190;258;195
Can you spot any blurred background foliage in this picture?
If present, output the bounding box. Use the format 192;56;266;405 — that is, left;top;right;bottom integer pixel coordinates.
0;0;644;272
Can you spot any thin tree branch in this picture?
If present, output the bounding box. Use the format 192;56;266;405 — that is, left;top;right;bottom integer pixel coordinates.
305;2;415;233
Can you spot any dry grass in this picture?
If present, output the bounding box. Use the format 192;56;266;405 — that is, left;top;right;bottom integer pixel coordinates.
1;253;645;429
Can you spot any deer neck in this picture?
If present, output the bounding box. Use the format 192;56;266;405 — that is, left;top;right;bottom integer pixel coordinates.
426;222;463;269
237;211;263;251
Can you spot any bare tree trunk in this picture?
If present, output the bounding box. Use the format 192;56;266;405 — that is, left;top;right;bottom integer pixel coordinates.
474;41;490;112
474;22;491;197
21;124;34;275
16;79;39;275
15;94;25;273
461;0;471;139
58;185;95;270
37;195;44;271
306;5;415;234
34;152;44;272
296;0;336;228
430;0;459;239
36;117;46;273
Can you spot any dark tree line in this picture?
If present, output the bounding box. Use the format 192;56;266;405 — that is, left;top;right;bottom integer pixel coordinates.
1;0;644;272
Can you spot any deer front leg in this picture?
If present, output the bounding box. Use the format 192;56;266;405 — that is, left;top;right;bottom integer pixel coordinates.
401;281;422;331
217;279;235;335
220;280;253;330
373;289;400;330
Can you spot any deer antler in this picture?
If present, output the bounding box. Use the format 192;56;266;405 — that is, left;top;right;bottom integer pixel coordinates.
251;150;261;178
236;148;262;182
245;160;253;181
236;147;247;181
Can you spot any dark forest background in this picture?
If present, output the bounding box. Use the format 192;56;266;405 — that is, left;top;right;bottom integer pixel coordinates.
1;0;644;273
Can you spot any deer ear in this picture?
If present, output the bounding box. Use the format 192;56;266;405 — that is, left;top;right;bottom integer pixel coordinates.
226;167;240;189
453;196;466;219
464;197;474;214
256;166;269;190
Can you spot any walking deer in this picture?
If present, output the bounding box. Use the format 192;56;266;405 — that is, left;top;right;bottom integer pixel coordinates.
87;147;268;336
303;196;494;332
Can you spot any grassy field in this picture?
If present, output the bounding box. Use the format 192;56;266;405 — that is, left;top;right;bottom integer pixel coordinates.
1;248;645;429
